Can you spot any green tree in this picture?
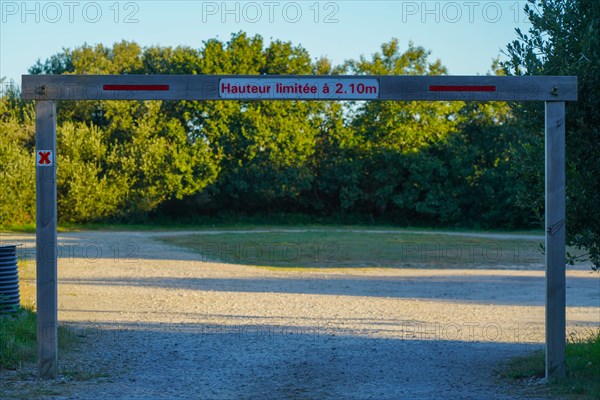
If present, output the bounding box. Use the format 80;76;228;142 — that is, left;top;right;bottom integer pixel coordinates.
18;33;533;228
0;82;35;225
336;39;466;220
347;40;462;153
57;122;126;222
27;41;219;222
189;33;333;213
503;0;600;269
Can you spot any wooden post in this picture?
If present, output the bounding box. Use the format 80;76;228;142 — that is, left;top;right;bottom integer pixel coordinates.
35;100;58;379
545;101;566;381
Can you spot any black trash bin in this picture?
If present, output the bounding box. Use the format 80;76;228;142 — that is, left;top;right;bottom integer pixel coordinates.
0;245;20;313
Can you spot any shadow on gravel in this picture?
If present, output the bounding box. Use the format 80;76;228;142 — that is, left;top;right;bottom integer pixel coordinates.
52;320;541;400
57;274;599;307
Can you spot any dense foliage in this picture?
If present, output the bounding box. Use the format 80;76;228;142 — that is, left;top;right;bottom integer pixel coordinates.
1;33;530;229
503;0;600;269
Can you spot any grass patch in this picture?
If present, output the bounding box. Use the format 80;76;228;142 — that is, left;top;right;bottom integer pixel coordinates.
158;229;547;269
0;222;36;233
563;330;600;398
0;306;37;369
502;330;600;400
0;260;77;371
0;309;77;371
1;216;546;236
503;349;546;380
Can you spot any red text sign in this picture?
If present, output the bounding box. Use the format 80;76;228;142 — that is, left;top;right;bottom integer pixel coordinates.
219;78;380;100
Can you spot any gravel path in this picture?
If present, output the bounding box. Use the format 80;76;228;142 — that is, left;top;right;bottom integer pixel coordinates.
1;230;598;399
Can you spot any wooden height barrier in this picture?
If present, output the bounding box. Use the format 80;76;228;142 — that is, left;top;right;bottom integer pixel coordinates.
21;74;577;381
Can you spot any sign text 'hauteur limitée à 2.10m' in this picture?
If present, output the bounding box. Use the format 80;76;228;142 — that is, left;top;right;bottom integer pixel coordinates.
219;78;379;99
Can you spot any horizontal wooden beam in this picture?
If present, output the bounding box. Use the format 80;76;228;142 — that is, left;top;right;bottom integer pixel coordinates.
21;75;578;101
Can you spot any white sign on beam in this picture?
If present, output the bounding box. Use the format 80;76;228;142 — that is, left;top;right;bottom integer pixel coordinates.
219;78;380;100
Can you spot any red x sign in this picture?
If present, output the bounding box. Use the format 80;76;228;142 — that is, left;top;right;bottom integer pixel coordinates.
37;150;53;166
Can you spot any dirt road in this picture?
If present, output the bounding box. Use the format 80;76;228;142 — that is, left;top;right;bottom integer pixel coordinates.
1;230;598;399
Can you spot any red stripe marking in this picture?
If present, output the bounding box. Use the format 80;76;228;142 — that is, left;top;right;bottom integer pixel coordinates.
103;84;170;91
429;85;496;92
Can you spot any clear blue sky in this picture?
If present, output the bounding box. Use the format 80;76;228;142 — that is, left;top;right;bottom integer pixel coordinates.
1;1;531;85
